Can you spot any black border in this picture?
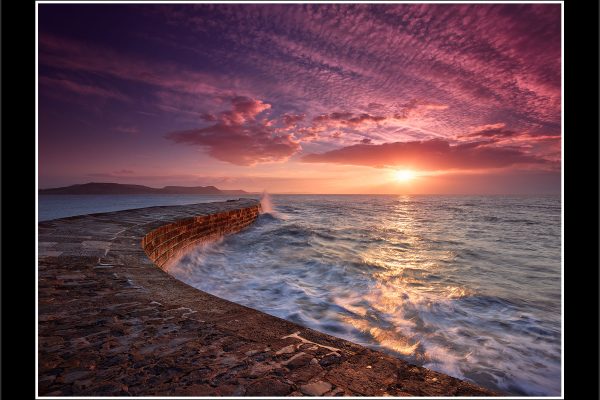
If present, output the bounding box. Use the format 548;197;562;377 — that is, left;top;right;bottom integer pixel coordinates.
563;0;600;398
1;0;37;398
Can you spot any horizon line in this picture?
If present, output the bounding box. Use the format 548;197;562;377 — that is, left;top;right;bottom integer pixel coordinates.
37;182;561;196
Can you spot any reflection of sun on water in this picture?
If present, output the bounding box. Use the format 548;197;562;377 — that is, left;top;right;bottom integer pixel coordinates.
350;199;473;364
340;314;421;356
350;200;424;358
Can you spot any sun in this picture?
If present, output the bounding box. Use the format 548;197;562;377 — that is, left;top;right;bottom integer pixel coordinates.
394;170;416;182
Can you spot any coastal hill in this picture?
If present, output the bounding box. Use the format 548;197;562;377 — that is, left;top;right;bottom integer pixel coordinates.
39;182;250;195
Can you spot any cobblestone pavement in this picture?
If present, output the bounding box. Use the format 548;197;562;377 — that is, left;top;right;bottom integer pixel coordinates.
38;199;497;396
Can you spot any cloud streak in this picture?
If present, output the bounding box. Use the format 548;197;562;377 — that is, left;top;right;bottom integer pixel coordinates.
302;138;553;171
39;76;130;102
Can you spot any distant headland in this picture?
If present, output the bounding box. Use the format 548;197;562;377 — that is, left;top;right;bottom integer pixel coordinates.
39;182;252;195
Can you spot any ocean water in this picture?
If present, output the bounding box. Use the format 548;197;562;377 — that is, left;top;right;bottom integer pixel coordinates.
168;194;561;396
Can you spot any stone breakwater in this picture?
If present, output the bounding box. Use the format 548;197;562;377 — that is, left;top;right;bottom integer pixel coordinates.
38;199;496;396
142;203;261;270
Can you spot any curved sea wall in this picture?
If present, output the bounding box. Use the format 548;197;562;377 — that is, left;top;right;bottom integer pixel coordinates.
142;204;261;270
38;199;496;396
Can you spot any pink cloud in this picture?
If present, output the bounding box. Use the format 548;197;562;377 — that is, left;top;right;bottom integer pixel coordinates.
175;4;558;139
312;112;387;128
464;126;518;139
294;126;322;142
166;96;300;166
39;5;560;180
282;113;305;128
302;138;553;171
456;123;561;162
392;100;449;120
220;96;271;125
462;123;560;142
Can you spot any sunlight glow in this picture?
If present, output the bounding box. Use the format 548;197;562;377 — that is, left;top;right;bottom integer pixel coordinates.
395;170;416;182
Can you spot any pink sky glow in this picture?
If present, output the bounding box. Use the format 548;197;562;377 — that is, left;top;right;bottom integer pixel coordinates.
38;3;561;194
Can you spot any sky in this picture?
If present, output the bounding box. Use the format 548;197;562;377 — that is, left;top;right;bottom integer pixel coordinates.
38;3;561;194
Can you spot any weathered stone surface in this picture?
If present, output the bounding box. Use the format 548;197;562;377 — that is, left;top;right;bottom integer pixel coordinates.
245;377;292;396
287;363;324;383
38;199;498;396
300;381;333;396
319;353;344;367
284;352;314;369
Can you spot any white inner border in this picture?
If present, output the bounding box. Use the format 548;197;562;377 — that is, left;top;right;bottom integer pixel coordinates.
35;1;565;399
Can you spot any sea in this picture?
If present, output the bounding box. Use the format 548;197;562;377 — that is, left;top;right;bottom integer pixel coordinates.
38;194;562;396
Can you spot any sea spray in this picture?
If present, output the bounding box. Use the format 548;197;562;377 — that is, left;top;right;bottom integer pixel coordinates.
260;191;274;214
169;237;224;277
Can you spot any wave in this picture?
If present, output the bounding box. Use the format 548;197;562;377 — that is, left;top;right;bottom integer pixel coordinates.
168;194;561;396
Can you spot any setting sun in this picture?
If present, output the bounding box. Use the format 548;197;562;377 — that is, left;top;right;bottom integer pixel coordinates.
395;170;416;182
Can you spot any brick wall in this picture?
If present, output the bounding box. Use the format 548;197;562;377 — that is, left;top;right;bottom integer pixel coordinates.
142;204;261;270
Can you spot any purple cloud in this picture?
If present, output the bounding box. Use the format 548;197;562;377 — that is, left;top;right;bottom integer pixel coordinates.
39;76;129;102
166;96;300;165
302;138;553;171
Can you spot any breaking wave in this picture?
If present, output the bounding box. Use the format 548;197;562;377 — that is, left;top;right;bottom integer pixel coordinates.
170;194;561;396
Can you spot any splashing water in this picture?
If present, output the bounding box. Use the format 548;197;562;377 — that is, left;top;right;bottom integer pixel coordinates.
170;194;561;396
260;191;274;214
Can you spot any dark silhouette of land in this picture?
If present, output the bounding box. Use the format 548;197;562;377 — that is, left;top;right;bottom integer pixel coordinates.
39;182;250;195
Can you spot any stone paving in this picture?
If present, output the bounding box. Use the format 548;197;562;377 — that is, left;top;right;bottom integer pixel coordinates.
38;199;497;396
